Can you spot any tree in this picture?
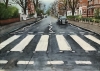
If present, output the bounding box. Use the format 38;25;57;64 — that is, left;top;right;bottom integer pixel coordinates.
46;9;50;15
32;0;38;8
63;0;68;16
67;0;79;16
3;0;9;8
12;0;28;14
94;8;100;19
32;0;39;12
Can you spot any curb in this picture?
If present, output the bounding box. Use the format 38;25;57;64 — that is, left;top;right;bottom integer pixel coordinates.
69;23;100;36
0;19;42;37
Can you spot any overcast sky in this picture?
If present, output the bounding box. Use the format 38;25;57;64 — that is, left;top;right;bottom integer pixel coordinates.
39;0;55;3
39;0;55;10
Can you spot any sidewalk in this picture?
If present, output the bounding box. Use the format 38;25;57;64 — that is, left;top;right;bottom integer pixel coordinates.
68;20;100;35
0;18;41;37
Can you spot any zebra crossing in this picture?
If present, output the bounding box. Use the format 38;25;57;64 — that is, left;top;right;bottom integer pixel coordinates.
0;35;20;50
35;35;49;51
56;35;72;51
0;34;100;53
70;35;96;51
11;35;34;52
85;35;100;45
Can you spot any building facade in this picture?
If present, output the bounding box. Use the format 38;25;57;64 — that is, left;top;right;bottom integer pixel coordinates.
88;0;100;17
57;0;66;16
57;0;79;16
78;0;88;17
27;0;35;15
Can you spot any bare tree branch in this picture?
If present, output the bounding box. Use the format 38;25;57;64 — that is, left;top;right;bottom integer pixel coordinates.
12;0;28;14
67;0;79;16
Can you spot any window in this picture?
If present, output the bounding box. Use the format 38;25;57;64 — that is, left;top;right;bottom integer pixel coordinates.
80;0;82;2
94;0;98;4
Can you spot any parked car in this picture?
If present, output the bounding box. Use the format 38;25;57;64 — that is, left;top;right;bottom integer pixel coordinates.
57;16;68;25
44;15;47;18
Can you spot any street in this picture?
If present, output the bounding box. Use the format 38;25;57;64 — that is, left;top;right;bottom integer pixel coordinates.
0;16;100;71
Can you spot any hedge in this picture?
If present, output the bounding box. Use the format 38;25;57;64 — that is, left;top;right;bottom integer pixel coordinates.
0;3;19;20
67;15;100;23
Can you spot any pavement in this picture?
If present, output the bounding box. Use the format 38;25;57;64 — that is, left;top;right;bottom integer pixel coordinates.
0;16;100;71
68;21;100;35
0;18;41;37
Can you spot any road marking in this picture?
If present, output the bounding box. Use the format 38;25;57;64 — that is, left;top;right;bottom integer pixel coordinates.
69;32;75;34
35;35;49;51
0;60;8;64
10;35;34;51
49;21;54;33
59;32;65;34
56;35;72;51
85;35;100;45
47;61;64;65
79;32;85;35
0;35;20;50
70;35;96;51
75;61;92;65
38;32;44;34
28;32;33;34
17;61;34;65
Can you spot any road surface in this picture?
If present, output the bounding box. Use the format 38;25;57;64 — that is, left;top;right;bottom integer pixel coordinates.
0;16;100;71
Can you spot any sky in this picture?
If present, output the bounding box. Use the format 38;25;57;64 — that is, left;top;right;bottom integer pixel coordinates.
39;0;55;10
40;0;55;3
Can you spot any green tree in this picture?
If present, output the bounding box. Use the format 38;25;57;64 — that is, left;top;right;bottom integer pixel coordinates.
0;3;19;20
12;0;28;14
46;9;50;15
3;0;9;8
94;8;100;19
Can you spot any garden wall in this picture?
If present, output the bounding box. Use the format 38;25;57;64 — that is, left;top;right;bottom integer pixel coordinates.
0;18;20;26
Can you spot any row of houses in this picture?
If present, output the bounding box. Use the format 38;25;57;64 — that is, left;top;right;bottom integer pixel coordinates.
52;0;100;18
0;0;45;19
0;0;35;15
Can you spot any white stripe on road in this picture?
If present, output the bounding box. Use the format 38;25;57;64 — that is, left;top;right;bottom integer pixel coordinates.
56;35;72;51
47;61;64;65
70;35;96;51
11;35;34;51
0;35;20;50
35;35;49;51
17;61;34;65
85;35;100;45
75;61;92;65
0;60;8;64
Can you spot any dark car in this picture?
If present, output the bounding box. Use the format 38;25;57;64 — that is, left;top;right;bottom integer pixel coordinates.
57;16;68;25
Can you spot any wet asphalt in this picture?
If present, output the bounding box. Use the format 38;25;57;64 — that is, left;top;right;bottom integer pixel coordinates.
0;16;100;71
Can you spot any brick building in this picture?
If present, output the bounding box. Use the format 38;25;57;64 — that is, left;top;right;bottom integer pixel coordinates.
27;0;35;15
57;0;79;16
88;0;100;17
78;0;88;17
58;0;66;16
